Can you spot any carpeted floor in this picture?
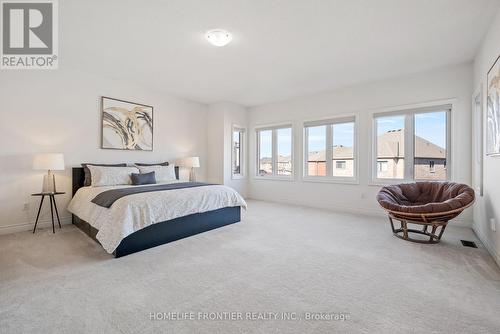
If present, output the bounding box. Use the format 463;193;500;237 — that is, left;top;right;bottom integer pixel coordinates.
1;200;499;334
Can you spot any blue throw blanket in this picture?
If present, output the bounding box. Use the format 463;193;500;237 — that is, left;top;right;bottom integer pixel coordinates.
91;182;214;208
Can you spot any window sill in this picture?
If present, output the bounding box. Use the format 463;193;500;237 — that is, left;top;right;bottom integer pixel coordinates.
302;176;359;185
368;179;407;187
369;178;451;187
231;174;246;180
253;176;294;182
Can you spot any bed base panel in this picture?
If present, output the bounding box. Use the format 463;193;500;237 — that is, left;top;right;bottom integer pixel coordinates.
72;206;241;257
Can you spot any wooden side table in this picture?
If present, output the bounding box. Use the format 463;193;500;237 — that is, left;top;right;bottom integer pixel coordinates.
31;192;65;234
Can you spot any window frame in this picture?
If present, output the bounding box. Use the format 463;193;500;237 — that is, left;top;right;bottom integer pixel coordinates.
231;125;246;180
302;115;358;184
255;123;294;180
371;104;452;184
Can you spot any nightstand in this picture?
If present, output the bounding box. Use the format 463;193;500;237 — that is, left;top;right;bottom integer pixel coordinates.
31;192;65;234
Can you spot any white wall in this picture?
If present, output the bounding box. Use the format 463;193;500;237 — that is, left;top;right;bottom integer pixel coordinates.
206;104;225;184
207;102;248;197
472;8;500;265
0;69;208;234
247;63;473;223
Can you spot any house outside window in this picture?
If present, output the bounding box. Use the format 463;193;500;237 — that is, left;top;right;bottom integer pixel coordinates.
373;105;451;182
377;161;388;173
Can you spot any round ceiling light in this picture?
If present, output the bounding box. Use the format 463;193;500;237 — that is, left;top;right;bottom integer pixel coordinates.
205;29;232;47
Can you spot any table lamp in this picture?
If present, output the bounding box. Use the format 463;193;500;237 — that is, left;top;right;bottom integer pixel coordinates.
33;153;65;193
181;157;200;181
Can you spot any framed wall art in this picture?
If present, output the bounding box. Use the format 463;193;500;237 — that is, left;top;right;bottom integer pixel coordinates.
487;55;500;156
101;96;153;151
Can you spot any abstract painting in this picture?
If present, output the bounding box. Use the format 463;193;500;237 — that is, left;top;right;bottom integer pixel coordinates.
101;97;153;151
487;55;500;156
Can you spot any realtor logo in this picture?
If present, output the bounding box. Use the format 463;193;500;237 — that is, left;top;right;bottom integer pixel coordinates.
1;0;58;69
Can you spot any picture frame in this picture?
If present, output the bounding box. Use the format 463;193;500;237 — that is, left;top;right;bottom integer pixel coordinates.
486;55;500;156
101;96;154;151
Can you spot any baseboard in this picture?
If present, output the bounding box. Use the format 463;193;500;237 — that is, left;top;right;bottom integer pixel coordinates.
449;217;473;228
246;196;388;218
472;224;500;268
245;197;473;227
0;216;72;235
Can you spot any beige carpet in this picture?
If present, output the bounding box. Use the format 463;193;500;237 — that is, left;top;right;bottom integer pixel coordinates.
1;200;499;334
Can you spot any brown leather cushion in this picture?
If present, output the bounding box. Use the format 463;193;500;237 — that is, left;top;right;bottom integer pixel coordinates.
377;182;475;215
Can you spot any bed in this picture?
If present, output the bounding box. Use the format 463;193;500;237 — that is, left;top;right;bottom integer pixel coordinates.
69;167;246;257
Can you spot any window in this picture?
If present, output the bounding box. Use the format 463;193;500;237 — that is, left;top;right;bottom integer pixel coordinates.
306;125;327;176
414;111;447;180
429;160;435;173
304;116;356;180
377;161;388;172
373;105;450;182
277;127;292;176
232;126;245;177
332;122;355;177
258;130;273;176
256;125;293;177
375;115;405;179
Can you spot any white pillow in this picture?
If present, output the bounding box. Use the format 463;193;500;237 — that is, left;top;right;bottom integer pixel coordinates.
135;165;176;183
87;166;139;187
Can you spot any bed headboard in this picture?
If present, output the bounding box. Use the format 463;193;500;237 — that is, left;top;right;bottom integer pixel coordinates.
72;166;180;196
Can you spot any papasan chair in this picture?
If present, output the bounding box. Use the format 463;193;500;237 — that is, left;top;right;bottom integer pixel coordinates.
377;182;475;244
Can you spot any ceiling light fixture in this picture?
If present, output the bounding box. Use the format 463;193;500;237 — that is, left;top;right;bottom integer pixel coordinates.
205;29;232;47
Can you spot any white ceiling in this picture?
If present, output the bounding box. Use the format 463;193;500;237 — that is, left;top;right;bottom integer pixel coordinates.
62;0;500;106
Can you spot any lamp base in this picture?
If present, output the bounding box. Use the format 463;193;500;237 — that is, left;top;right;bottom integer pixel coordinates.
189;168;197;182
42;171;57;193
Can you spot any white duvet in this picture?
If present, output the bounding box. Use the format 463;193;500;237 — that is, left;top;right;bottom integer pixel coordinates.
67;183;247;253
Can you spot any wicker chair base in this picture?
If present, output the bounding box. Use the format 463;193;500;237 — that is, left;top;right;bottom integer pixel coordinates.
388;214;448;244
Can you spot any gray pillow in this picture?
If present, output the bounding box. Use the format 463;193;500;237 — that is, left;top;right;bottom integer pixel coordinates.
131;171;156;185
135;162;169;166
81;163;127;186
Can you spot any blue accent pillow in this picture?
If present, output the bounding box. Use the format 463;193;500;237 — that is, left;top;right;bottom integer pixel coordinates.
131;171;156;185
135;162;169;166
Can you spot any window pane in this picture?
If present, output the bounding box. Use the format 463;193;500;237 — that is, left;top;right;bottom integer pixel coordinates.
277;128;292;176
376;115;405;179
414;111;447;180
232;130;242;175
377;161;388;172
332;122;354;177
307;125;327;176
258;130;272;176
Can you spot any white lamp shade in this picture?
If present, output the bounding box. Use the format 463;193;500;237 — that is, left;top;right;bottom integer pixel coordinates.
181;156;200;168
33;153;65;171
